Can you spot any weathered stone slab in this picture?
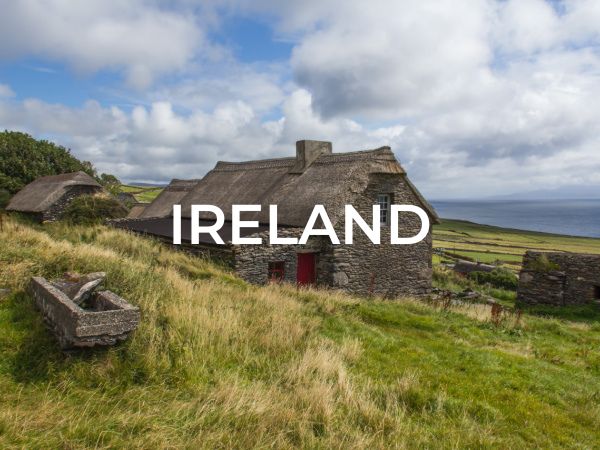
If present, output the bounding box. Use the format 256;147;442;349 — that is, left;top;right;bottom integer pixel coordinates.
29;277;140;349
71;278;104;305
52;272;106;303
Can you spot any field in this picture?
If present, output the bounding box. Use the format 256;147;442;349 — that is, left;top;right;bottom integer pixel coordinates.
434;219;600;272
119;184;163;203
0;215;600;448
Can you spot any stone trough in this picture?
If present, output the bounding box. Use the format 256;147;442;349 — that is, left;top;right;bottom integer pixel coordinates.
28;275;140;349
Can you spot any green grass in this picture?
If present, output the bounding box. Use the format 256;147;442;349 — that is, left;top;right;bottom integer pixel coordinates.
432;220;600;310
118;184;163;203
0;216;599;448
433;219;600;272
444;249;523;264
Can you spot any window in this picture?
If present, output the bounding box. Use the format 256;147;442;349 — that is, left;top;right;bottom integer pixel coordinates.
268;261;285;283
594;285;600;300
377;194;391;225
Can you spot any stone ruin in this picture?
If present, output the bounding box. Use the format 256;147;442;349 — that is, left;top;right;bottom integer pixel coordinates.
517;251;600;307
28;272;140;349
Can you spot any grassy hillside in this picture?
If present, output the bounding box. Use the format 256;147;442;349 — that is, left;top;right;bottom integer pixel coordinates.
434;219;600;272
119;185;163;203
1;217;600;448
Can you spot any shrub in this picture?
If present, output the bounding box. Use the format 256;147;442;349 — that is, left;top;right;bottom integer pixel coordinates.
468;268;518;290
0;189;10;209
98;173;121;195
0;130;96;194
62;194;127;224
525;254;561;272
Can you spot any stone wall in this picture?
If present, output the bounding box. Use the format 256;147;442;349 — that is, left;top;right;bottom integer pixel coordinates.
330;173;433;297
232;173;433;297
29;277;140;349
42;185;103;222
233;228;334;286
517;251;600;306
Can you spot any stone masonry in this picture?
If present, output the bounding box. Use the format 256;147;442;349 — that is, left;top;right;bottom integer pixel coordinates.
114;141;437;299
234;228;334;286
517;251;600;306
233;173;433;297
330;173;433;297
42;185;101;222
29;277;140;349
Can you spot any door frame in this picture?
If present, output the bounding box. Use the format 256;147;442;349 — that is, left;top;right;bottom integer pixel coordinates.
296;252;317;286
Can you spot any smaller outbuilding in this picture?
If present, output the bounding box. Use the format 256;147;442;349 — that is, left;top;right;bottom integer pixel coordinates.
517;251;600;306
6;171;103;222
117;192;137;205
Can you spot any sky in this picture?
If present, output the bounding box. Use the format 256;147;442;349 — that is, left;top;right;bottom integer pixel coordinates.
0;0;599;199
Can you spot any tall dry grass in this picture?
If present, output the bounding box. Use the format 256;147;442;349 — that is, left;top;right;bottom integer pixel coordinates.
2;216;594;448
0;216;449;448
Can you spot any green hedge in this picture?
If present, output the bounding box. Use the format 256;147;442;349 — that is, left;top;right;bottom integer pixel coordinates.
0;189;10;209
468;268;518;290
0;131;96;194
62;194;127;224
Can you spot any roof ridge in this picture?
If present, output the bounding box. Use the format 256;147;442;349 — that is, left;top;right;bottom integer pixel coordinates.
315;147;395;162
27;171;99;186
213;146;394;172
321;146;392;156
33;170;86;180
214;157;296;172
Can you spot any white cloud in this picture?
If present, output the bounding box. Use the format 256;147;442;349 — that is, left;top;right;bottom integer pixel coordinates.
0;94;278;181
1;83;599;198
1;0;600;198
0;0;207;88
234;0;600;196
148;62;287;113
493;0;561;53
0;84;14;98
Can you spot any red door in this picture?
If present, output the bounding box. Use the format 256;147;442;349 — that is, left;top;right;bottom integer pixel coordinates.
297;253;316;286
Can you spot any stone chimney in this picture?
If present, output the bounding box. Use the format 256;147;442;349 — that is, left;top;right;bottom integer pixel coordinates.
289;140;332;173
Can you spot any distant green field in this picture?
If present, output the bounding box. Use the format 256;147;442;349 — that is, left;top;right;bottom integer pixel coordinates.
433;219;600;271
119;185;163;203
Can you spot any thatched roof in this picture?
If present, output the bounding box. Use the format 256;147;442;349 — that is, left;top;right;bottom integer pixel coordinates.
126;203;148;219
6;171;101;213
113;217;268;245
179;145;439;226
138;179;199;219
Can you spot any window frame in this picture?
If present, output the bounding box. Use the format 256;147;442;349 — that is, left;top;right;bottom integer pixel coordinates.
268;261;285;283
377;193;392;226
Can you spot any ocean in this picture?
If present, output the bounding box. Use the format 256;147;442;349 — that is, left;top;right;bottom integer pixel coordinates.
430;199;600;238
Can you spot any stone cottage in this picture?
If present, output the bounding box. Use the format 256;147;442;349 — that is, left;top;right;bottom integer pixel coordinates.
517;251;600;306
6;171;103;222
115;140;439;297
